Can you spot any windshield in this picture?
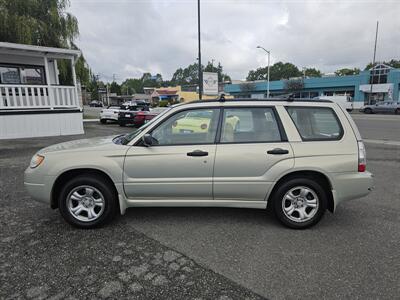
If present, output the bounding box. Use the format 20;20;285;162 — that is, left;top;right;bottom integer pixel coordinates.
120;106;172;145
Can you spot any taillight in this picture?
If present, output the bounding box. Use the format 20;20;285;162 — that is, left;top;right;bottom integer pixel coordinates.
358;141;366;172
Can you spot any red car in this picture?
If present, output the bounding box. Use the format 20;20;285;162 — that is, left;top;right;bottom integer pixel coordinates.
118;110;158;127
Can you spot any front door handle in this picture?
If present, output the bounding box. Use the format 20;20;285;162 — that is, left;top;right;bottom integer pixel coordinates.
187;150;208;157
267;148;289;155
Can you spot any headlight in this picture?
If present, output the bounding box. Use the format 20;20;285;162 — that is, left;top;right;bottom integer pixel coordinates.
30;154;45;168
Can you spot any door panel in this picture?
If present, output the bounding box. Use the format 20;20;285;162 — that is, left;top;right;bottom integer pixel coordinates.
213;107;293;201
124;145;216;199
213;143;294;201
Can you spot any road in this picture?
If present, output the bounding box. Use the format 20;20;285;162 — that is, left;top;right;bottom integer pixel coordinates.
1;115;399;299
352;114;400;142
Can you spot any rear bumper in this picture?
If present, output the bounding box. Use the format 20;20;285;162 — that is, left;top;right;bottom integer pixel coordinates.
100;115;118;121
331;171;374;211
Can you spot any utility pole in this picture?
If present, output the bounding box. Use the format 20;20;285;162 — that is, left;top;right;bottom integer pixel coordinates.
257;46;271;98
197;0;202;100
368;21;379;105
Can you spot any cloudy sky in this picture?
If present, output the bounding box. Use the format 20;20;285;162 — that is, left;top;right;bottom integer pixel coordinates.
69;0;400;82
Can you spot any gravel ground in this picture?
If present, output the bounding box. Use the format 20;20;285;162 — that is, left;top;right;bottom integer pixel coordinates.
0;123;264;300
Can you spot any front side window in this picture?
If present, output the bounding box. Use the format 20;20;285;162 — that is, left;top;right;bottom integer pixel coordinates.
220;107;282;143
151;108;219;145
286;107;343;141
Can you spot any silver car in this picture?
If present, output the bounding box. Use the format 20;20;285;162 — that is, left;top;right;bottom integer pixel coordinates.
25;99;374;229
361;101;400;114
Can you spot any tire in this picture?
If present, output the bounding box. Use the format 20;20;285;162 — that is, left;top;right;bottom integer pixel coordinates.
395;109;400;115
58;175;118;229
364;108;372;114
119;121;126;127
100;119;107;124
271;178;327;229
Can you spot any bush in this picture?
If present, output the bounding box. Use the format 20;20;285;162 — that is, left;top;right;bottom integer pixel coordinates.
159;100;169;107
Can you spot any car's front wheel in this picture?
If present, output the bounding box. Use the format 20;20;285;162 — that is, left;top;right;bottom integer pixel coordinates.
364;108;372;114
58;175;118;228
272;178;327;229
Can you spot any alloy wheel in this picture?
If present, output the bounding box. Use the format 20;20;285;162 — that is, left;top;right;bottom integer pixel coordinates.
282;186;319;223
67;185;105;222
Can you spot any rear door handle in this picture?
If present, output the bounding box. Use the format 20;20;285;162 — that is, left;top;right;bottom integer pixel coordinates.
267;148;289;155
187;150;208;157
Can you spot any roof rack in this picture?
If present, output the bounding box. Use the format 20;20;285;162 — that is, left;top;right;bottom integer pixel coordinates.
190;98;333;104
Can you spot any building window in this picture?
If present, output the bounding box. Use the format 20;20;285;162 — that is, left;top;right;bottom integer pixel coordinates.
21;67;45;84
0;64;46;85
0;66;20;84
369;64;390;84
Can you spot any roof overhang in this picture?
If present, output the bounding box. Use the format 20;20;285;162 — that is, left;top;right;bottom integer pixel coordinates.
0;42;81;60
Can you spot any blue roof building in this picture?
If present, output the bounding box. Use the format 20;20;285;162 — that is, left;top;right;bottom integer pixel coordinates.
224;64;400;108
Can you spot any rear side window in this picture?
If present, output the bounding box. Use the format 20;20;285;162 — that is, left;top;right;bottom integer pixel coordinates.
286;107;343;141
220;107;282;143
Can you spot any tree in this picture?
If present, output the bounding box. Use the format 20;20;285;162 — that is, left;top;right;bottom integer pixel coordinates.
334;68;360;76
141;73;163;88
239;82;256;94
171;61;231;86
109;81;121;95
0;0;79;47
247;62;302;81
204;61;231;83
304;68;322;78
0;0;91;86
171;63;201;86
284;79;304;92
121;78;141;94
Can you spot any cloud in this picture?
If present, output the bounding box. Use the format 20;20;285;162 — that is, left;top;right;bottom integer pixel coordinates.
69;0;400;81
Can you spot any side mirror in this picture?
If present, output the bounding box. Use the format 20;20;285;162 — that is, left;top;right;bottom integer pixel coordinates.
142;134;153;147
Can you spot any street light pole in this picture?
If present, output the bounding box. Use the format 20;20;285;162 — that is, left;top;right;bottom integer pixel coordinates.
197;0;202;100
257;46;271;98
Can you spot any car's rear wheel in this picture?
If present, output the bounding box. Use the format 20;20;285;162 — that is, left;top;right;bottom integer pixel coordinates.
272;178;327;229
100;119;107;124
118;121;126;127
395;108;400;115
58;175;118;229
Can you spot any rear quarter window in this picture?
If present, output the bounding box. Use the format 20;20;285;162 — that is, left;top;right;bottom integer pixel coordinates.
286;106;343;141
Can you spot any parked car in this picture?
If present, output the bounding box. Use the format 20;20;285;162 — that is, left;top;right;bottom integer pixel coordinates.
118;103;155;127
315;95;353;111
24;98;373;229
360;101;400;114
100;106;120;124
89;100;103;107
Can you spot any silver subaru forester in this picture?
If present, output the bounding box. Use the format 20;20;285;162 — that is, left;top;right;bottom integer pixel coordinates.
24;99;374;229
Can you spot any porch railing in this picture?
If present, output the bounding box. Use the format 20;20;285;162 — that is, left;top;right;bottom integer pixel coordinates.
0;84;80;110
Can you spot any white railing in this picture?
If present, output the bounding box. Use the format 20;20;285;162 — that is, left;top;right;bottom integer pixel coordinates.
0;84;80;110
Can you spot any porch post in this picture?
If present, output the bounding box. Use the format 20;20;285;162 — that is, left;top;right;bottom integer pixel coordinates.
43;55;54;109
71;56;80;108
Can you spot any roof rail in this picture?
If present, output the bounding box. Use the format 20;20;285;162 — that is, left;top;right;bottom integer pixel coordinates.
190;98;333;104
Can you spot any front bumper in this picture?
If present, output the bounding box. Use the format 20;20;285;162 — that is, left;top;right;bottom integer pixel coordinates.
24;167;54;205
331;171;374;211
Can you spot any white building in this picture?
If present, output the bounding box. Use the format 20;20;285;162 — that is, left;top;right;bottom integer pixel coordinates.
0;42;84;139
